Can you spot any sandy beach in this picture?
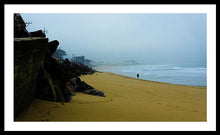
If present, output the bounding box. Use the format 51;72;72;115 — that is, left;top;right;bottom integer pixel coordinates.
16;72;206;121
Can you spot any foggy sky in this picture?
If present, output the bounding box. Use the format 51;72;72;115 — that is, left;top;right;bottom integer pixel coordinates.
21;13;207;67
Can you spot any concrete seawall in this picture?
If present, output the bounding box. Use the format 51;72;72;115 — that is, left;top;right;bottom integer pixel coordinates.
14;37;48;119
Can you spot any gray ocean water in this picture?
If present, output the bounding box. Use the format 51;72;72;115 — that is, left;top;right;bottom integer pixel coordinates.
94;64;207;86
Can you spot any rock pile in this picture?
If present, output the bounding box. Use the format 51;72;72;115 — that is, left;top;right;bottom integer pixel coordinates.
14;13;30;37
30;30;46;38
14;13;105;118
69;77;105;97
34;40;104;102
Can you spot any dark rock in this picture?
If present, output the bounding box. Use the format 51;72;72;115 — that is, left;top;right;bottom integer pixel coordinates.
68;61;95;76
14;14;99;120
48;40;59;56
14;38;48;119
63;58;71;66
30;30;46;38
14;13;30;37
59;59;81;78
66;81;76;96
70;77;84;92
34;56;74;102
83;89;105;97
69;77;105;97
70;77;94;92
81;81;94;90
34;68;55;101
34;68;72;102
44;57;75;83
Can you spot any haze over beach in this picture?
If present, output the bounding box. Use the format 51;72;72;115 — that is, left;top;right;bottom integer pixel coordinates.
21;13;207;86
15;13;207;122
21;13;207;65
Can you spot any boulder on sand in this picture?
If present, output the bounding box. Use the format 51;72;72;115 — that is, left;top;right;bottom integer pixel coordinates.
70;77;105;97
66;81;76;96
83;89;105;97
70;77;93;92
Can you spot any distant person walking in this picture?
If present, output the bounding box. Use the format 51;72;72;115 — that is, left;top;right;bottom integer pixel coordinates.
137;73;139;79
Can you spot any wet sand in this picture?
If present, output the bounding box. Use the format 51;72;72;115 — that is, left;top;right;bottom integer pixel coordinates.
16;72;206;121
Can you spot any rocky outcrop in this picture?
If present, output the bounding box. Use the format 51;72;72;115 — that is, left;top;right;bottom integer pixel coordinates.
66;81;76;96
70;77;105;97
33;40;73;102
14;13;30;37
70;77;93;92
14;37;48;119
30;30;46;38
14;13;105;120
83;89;105;97
48;40;59;56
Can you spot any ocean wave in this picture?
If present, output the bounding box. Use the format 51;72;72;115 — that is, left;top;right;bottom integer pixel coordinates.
143;67;205;71
96;64;206;86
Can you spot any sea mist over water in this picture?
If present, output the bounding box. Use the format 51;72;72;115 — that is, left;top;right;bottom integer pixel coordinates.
21;13;207;67
94;64;207;86
20;13;207;86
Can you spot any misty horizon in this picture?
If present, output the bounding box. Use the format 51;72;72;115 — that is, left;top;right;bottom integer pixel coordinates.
21;13;207;67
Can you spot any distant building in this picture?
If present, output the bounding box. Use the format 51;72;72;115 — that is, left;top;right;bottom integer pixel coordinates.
122;60;138;65
71;56;92;67
74;56;85;63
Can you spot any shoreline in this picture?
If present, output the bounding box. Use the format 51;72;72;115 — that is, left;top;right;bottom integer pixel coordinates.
93;64;207;87
16;72;206;121
102;72;206;88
